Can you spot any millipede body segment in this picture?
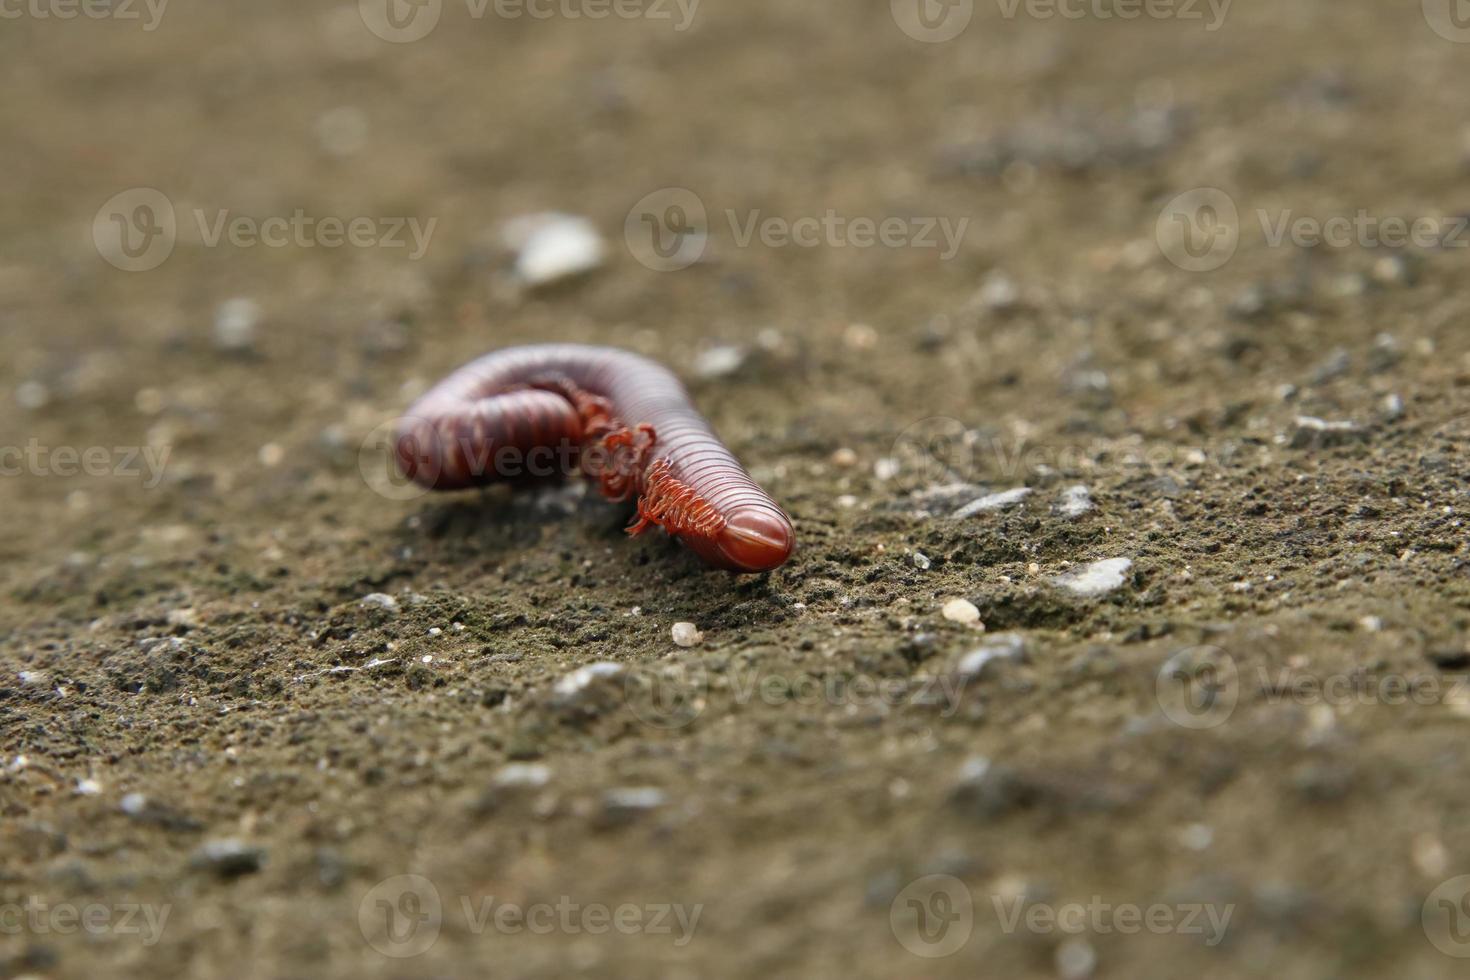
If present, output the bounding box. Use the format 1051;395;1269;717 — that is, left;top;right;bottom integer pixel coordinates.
394;344;794;573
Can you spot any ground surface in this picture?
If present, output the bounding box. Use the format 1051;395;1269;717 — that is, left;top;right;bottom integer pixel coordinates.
4;1;1470;977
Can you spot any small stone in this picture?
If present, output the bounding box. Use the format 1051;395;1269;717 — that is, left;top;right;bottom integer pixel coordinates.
16;380;50;410
830;447;859;468
693;345;746;379
359;593;399;614
978;273;1020;311
873;457;901;481
1371;253;1417;287
843;323;879;349
1179;823;1214;851
493;763;552;788
120;793;148;816
942;598;983;627
598;787;668;827
912;551;932;571
213;298;262;353
956;634;1026;677
671;622;704;647
75;778;103;796
18;670;48;687
1052;558;1133;598
1054;485;1095;519
191;839;266;877
1290;416;1367;449
1380;393;1405;422
1055;937;1097;980
953;487;1031;518
314;105;369;158
258;443;285;468
554;662;624;697
501;212;604;288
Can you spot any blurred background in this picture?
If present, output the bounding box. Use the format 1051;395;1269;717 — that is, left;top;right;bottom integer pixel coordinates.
5;1;1470;977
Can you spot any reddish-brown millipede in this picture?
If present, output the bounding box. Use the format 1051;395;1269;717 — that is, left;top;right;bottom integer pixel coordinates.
393;344;795;573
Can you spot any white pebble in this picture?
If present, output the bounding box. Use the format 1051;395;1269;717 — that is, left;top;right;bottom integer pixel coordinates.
214;298;262;352
1052;558;1133;598
953;487;1031;518
359;593;400;614
493;763;552;788
501;212;604;287
693;345;747;379
941;598;983;627
554;661;624;696
1054;485;1095;519
912;551;931;571
671;622;704;647
15;380;50;410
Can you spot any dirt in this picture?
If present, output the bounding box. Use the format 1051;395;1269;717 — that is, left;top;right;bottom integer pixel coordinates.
5;1;1470;977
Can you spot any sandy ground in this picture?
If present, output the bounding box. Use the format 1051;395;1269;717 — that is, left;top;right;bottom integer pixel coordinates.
5;0;1470;977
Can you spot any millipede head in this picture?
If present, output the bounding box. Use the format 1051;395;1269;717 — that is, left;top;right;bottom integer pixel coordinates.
705;504;795;573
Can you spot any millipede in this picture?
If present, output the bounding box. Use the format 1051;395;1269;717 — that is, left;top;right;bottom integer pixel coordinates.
393;343;795;573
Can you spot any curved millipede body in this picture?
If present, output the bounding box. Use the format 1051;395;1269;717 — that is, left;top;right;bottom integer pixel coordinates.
394;344;794;572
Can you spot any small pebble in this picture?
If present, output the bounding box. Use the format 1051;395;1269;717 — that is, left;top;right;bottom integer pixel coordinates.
844;323;879;349
314;105;369;158
1290;416;1367;449
671;622;704;647
1052;558;1133;598
956;634;1026;677
830;447;859;468
941;598;983;627
953;487;1031;518
120;792;148;816
1054;485;1095;519
213;298;262;353
1055;937;1097;980
191;839;267;877
16;380;51;410
359;593;400;614
693;345;746;379
554;662;624;696
912;551;932;571
493;763;553;788
501;212;604;288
